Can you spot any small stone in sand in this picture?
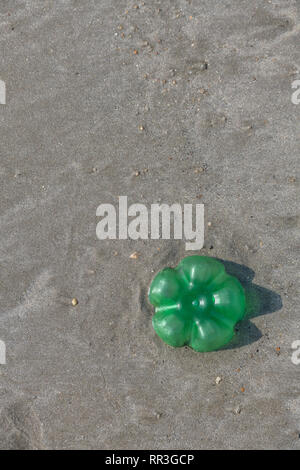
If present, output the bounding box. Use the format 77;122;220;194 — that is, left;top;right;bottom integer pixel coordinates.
71;298;78;306
215;376;222;385
130;252;139;259
233;405;242;415
194;167;204;174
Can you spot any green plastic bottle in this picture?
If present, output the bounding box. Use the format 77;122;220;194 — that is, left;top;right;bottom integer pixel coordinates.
148;256;246;352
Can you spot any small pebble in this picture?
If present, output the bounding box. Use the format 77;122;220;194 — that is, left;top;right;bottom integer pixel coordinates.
215;376;222;385
130;252;139;259
233;405;242;415
71;298;78;306
194;167;204;174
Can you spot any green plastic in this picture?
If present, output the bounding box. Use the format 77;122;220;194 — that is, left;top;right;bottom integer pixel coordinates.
148;256;246;352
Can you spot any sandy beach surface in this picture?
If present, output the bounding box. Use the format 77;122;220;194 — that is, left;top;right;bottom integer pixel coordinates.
0;0;299;449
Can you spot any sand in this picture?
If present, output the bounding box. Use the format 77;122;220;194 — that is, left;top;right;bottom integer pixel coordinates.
0;0;299;449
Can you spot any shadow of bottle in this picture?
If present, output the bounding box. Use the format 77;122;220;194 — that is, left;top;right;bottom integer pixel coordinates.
216;259;282;350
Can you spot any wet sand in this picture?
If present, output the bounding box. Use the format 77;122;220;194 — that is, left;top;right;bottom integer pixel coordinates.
0;0;299;449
